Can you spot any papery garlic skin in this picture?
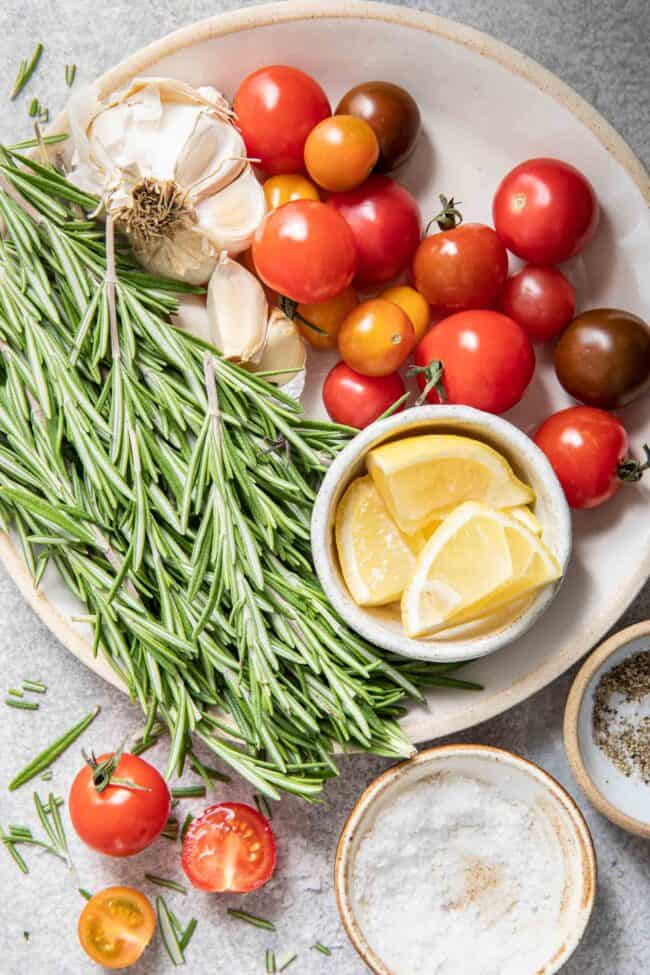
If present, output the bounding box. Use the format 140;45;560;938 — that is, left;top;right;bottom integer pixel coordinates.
206;254;268;361
171;293;212;344
68;78;266;284
251;308;307;389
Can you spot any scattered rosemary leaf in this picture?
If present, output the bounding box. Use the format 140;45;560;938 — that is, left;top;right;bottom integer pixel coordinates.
278;954;298;972
178;917;197;953
1;832;29;874
79;888;92;900
6;698;39;711
145;873;187;895
156;896;185;966
311;943;331;956
180;813;194;841
171;785;206;799
8;688;24;698
7;133;69;151
23;680;47;694
9;825;33;839
161;818;179;840
227;909;275;931
23;931;29;941
9;705;100;790
65;64;76;88
254;793;273;820
40;770;53;781
266;948;276;973
28;98;40;118
10;43;43;100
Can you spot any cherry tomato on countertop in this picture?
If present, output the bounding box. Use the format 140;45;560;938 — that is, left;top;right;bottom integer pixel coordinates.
323;362;406;428
338;298;415;377
554;308;650;409
328;175;421;286
305;115;379;192
69;751;170;857
252;200;357;304
412;223;508;311
233;65;330;175
381;285;431;343
293;286;358;349
413;310;535;414
78;886;156;970
500;265;575;343
181;802;276;893
263;174;320;209
493;158;599;265
336;80;420;172
534;406;649;509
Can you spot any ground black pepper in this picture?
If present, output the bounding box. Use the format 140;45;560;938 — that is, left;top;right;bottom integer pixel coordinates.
592;651;650;785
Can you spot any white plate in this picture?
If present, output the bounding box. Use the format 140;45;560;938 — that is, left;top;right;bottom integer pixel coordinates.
1;1;649;744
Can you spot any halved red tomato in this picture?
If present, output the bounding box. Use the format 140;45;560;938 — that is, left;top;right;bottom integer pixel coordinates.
181;802;277;893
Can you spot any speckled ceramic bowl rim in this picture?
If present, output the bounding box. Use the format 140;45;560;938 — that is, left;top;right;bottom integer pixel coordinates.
311;405;572;662
334;744;597;975
564;619;650;839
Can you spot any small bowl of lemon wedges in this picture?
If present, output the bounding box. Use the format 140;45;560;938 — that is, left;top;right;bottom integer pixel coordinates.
311;406;572;662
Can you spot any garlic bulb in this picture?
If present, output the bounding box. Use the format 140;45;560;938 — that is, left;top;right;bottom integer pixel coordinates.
206;254;268;361
251;308;307;389
68;77;266;283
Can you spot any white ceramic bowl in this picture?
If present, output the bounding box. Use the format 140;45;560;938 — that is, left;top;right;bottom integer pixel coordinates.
335;745;597;975
564;620;650;838
311;405;571;662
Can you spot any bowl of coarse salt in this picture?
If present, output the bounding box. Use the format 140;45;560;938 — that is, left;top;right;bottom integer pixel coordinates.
564;619;650;838
335;744;596;975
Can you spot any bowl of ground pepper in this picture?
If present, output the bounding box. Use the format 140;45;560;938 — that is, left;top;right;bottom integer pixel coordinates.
564;620;650;838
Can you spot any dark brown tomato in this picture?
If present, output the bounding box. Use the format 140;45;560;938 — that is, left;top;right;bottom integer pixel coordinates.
554;308;650;409
336;81;420;172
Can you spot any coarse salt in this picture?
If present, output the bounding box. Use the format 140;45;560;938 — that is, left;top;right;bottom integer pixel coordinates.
352;771;567;975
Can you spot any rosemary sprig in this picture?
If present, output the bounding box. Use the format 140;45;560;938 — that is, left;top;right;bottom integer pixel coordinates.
10;44;43;100
9;706;100;790
228;909;275;931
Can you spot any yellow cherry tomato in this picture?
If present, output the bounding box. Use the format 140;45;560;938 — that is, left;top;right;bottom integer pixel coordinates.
263;174;321;210
296;286;359;349
304;115;379;192
338;298;415;377
78;886;156;970
381;285;431;343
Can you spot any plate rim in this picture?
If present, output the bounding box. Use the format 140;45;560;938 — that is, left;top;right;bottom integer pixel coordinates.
1;0;648;744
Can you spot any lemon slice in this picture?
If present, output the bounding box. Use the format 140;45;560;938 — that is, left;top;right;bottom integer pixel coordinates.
402;502;561;638
335;476;419;607
401;502;514;637
367;435;534;535
508;505;542;536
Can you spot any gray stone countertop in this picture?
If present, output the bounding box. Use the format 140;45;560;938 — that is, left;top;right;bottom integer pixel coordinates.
0;1;648;973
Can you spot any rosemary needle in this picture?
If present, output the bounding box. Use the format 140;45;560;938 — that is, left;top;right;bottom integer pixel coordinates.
10;43;43;100
254;793;273;820
65;64;77;87
161;818;179;840
2;833;29;874
7;688;24;698
156;896;185;966
145;874;187;895
23;680;47;694
311;943;332;956
79;888;92;900
171;785;206;799
266;948;277;973
227;909;275;931
6;698;39;710
9;706;100;790
278;954;298;972
178;917;197;952
180;813;194;841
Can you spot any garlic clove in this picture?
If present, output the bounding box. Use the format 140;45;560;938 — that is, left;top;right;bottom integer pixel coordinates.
178;113;247;201
195;166;266;257
206;254;268;361
250;308;307;389
171;293;212;343
134;227;217;286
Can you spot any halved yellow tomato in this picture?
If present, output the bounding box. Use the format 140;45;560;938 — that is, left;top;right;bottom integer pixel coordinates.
78;886;156;970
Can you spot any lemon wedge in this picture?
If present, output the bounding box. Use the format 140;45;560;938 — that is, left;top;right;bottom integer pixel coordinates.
335;476;419;607
508;505;542;536
401;502;561;638
367;435;535;535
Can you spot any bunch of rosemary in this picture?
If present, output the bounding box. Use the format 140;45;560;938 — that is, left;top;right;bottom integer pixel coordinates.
0;145;477;799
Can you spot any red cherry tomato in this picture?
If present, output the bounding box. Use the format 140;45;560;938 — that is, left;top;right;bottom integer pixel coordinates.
534;406;632;509
328;175;420;286
233;65;330;175
181;802;276;893
323;362;406;429
69;753;171;857
252;200;357;303
493;158;599;264
414;310;535;414
500;265;576;342
412;223;508;311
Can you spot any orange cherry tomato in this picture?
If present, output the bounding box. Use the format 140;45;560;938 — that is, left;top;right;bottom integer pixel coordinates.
305;115;379;192
78;886;155;970
381;285;431;343
263;174;320;209
295;286;359;349
338;298;415;377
